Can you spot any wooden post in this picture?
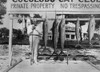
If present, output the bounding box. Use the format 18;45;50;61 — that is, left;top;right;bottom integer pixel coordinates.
76;18;80;45
9;14;13;66
22;16;25;34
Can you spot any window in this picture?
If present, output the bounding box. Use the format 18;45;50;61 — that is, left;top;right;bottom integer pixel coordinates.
71;35;75;39
66;34;69;38
48;35;52;40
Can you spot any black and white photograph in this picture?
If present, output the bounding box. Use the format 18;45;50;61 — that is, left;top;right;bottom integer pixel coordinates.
0;0;100;72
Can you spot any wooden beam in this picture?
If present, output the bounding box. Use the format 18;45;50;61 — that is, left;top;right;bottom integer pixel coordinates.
7;11;100;14
10;17;100;21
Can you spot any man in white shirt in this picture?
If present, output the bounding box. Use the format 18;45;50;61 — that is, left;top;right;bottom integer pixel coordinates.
27;16;43;65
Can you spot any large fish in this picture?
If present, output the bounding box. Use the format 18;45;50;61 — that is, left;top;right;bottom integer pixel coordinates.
42;18;48;50
47;18;59;59
59;19;65;51
46;18;59;60
52;19;59;51
75;18;81;44
88;15;95;45
58;18;67;62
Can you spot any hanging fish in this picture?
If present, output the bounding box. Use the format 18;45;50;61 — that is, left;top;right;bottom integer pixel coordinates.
76;18;80;42
52;19;59;50
58;18;70;63
88;15;96;45
42;18;48;50
59;19;65;51
46;18;60;60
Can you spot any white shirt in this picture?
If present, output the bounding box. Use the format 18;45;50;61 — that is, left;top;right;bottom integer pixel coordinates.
33;22;43;35
27;22;43;35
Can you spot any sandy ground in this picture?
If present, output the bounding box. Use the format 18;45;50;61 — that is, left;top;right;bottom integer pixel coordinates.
9;60;100;72
0;56;9;72
0;45;30;72
0;45;100;72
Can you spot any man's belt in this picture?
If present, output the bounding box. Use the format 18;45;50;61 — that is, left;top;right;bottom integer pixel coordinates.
29;34;41;37
29;28;42;37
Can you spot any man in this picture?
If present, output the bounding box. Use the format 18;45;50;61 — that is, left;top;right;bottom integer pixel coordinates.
27;16;43;65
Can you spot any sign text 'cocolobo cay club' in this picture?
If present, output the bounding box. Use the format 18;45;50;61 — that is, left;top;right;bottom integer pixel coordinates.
7;0;100;13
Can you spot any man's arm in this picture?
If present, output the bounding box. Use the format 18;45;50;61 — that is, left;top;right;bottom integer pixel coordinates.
32;25;36;30
27;25;35;35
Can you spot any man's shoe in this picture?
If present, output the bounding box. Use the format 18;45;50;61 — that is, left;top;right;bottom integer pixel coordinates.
34;61;38;65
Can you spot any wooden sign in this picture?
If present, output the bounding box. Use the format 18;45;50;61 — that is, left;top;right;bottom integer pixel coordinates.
7;0;100;14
